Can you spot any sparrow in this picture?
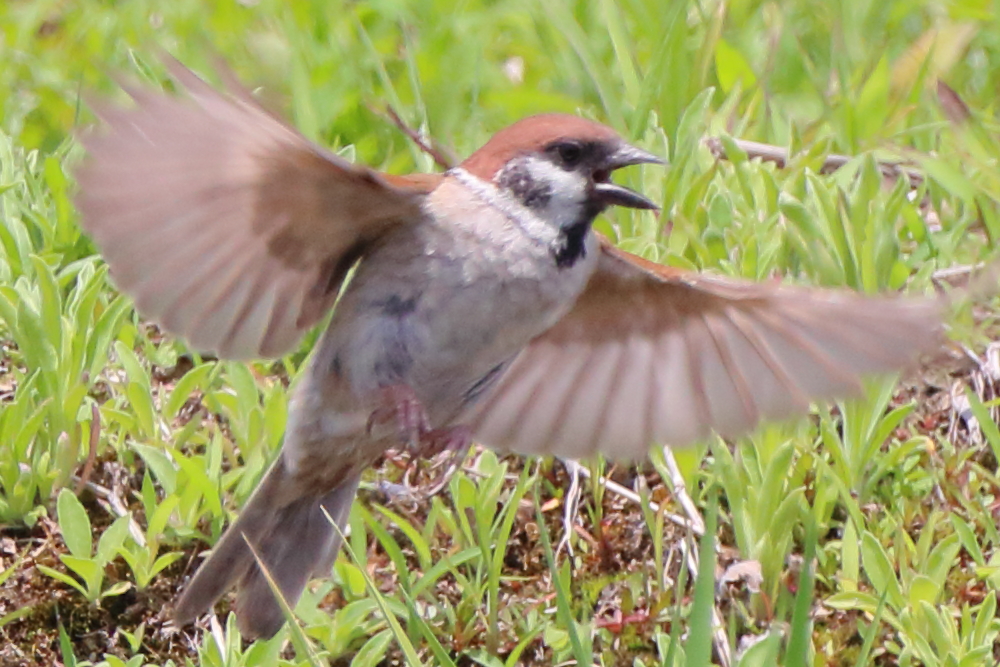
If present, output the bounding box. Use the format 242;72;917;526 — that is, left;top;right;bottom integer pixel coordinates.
75;58;943;640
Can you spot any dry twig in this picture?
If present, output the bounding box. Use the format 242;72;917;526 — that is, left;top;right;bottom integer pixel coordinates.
704;136;925;188
74;403;101;496
382;105;457;171
660;445;731;667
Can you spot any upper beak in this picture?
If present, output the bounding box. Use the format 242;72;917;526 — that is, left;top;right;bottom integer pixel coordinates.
593;142;664;210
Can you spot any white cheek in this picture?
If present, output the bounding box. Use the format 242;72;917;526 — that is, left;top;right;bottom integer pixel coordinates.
522;157;588;229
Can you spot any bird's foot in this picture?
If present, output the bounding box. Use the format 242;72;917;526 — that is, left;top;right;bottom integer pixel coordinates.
416;425;473;496
367;386;472;496
367;384;430;448
418;424;472;458
380;425;473;501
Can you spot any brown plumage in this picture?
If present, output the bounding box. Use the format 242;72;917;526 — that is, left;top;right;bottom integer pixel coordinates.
76;59;436;359
464;239;941;456
75;57;945;639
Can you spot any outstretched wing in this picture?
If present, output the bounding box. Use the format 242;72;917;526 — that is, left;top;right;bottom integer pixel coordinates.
76;57;439;359
468;238;942;458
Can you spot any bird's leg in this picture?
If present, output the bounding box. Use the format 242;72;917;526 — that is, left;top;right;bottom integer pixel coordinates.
367;385;472;454
367;384;430;448
418;424;472;458
380;426;473;502
367;386;473;497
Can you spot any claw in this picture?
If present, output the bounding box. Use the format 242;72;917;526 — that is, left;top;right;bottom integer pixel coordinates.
367;385;431;448
366;385;473;497
416;426;473;497
419;424;472;458
383;426;474;502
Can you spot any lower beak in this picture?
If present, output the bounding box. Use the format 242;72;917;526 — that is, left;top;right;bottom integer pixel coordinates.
593;181;659;210
594;142;664;210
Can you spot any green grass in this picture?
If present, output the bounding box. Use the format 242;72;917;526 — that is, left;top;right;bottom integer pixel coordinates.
3;0;1000;665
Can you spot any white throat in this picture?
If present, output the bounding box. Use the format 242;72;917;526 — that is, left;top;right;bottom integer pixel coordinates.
449;166;566;249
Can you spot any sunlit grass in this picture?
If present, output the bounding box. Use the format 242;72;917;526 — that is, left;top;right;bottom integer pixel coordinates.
3;0;1000;665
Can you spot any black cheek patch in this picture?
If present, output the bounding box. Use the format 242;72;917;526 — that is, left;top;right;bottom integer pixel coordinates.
498;161;552;209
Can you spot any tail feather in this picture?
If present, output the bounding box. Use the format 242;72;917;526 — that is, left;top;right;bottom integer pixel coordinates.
173;458;360;639
233;472;359;638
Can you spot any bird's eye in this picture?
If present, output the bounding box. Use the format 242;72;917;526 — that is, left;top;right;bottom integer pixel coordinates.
550;141;583;168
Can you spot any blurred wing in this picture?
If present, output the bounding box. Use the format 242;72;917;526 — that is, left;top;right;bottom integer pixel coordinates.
469;238;943;458
76;56;439;359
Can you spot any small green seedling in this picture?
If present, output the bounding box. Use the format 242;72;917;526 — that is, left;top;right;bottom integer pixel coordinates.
37;488;131;603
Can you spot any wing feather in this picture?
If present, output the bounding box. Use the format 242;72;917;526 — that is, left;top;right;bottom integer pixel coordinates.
700;311;758;436
599;336;654;456
653;330;710;447
513;344;588;452
537;344;596;453
468;238;943;458
550;341;623;457
474;345;552;445
76;57;437;359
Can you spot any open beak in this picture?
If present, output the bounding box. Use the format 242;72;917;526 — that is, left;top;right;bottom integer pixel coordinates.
593;142;663;210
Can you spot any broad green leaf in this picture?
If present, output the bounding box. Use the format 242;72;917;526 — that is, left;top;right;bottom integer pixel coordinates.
56;489;92;559
907;574;939;607
860;531;904;610
96;514;131;564
950;514;984;566
131;443;178;493
37;564;89;598
825;590;880;613
146;493;179;539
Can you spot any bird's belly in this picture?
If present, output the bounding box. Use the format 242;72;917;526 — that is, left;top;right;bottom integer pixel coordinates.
280;273;560;483
328;281;552;423
312;230;597;427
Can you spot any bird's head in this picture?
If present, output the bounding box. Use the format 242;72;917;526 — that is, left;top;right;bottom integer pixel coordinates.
458;114;662;266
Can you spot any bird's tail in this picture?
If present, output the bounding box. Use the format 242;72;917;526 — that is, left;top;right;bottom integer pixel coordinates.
173;458;360;639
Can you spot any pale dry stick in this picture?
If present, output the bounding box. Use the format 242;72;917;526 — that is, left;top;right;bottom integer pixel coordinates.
704;136;925;187
949;340;1000;443
382;105;457;171
560;458;702;535
658;446;706;536
555;459;584;557
949;381;979;444
660;445;731;667
932;262;985;287
557;456;728;663
958;341;986;368
209;614;227;658
661;539;677;590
